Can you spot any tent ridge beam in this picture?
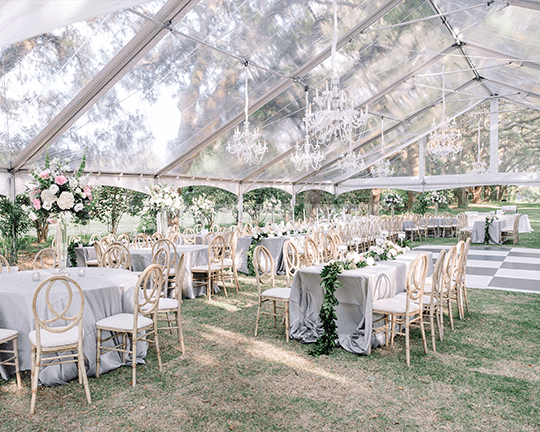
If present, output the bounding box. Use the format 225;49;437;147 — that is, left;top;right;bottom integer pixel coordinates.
154;0;404;177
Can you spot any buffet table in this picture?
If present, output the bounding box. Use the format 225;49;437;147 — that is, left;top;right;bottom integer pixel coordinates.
289;251;432;355
0;268;141;385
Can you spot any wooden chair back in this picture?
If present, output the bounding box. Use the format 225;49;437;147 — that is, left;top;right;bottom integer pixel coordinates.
373;272;392;302
210;224;220;233
193;223;203;233
32;275;84;343
203;232;215;245
183;228;196;244
102;242;132;270
405;253;428;313
169;232;184;246
253;245;274;295
117;233;131;246
33;248;59;270
304;237;319;267
283;240;300;287
430;249;447;306
89;233;101;244
132;233;149;249
321;234;337;262
151;239;176;278
0;254;10;274
442;245;457;294
135;264;164;316
174;253;187;301
208;234;226;266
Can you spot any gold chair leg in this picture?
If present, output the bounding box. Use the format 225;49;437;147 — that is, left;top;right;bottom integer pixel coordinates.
254;301;262;337
176;311;185;354
96;328;101;378
13;337;21;389
131;333;137;387
285;301;290;343
30;348;39;414
78;343;92;404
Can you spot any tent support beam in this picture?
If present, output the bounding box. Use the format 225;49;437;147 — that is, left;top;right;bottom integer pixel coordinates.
10;0;200;172
154;0;404;177
490;98;499;173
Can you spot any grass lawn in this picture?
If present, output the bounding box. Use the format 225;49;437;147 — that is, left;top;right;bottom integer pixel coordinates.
1;272;539;431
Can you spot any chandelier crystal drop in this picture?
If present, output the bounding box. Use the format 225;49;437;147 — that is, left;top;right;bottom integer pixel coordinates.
427;65;462;161
371;118;394;178
337;129;364;175
292;90;326;172
306;0;369;146
468;121;488;174
227;69;268;165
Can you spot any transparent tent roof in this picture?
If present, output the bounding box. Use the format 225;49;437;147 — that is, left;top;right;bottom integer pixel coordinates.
2;0;540;197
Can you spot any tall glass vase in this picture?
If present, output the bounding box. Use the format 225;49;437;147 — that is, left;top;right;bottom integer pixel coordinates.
156;209;169;238
56;221;69;272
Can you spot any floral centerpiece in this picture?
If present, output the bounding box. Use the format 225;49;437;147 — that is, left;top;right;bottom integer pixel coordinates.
144;183;185;236
189;194;217;228
382;191;403;216
25;154;92;271
366;239;409;261
428;190;447;215
262;196;282;223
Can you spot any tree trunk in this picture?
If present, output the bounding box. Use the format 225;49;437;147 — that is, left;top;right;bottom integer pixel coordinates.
36;219;49;243
407;191;414;211
457;188;468;208
370;189;382;216
498;185;507;201
468;186;483;204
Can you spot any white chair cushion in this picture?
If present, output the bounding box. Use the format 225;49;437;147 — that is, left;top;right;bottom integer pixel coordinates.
191;264;222;272
222;258;234;267
29;326;79;348
96;313;152;331
262;287;291;300
0;328;18;343
157;298;178;311
372;297;420;314
395;292;437;306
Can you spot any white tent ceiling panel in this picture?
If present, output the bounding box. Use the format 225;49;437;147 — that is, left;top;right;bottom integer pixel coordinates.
0;0;158;48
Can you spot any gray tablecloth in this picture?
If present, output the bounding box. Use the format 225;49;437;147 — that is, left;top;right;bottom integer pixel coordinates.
470;220;506;244
130;245;209;299
236;235;292;275
74;246;96;267
0;268;141;385
289;251;432;355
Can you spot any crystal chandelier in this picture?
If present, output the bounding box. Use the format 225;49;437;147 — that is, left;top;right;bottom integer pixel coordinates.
227;66;268;165
427;65;462;161
371;118;394;178
468;121;488;174
292;90;325;171
337;128;364;174
307;0;369;146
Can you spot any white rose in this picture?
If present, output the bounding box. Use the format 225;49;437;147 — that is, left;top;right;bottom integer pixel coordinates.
366;257;375;266
41;189;56;205
69;177;78;189
49;183;59;195
43;201;52;210
29;211;38;221
74;203;84;212
57;191;75;210
389;248;397;257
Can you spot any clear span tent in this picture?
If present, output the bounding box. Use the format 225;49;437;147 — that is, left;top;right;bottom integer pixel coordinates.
2;0;540;213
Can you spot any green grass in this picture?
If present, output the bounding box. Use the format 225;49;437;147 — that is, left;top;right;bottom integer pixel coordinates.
1;274;539;431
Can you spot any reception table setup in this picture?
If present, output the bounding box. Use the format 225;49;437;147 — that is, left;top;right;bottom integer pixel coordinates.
0;267;142;385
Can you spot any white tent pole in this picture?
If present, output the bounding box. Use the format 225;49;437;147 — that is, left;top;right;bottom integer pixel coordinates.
419;137;426;183
490;98;499;173
8;172;16;201
291;186;296;226
237;186;243;224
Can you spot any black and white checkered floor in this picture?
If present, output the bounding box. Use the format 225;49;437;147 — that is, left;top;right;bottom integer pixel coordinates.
414;245;540;294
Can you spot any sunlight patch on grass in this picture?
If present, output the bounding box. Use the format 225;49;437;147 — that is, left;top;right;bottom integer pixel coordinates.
205;300;242;312
201;325;352;385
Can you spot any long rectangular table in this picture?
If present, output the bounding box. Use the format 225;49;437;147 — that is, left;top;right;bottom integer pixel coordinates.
0;268;141;385
289;251;432;355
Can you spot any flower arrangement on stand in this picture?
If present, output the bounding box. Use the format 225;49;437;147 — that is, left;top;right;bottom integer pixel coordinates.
428;190;447;216
25;154;93;271
382;191;403;216
189;194;217;228
144;183;185;236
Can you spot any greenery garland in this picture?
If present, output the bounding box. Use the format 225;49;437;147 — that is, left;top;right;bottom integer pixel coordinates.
246;233;269;276
310;261;342;356
484;215;496;244
67;241;79;267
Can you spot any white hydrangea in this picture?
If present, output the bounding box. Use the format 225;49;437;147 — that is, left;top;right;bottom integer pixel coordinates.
57;191;75;210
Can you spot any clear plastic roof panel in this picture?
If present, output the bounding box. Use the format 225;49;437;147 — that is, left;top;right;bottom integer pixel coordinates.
0;1;164;165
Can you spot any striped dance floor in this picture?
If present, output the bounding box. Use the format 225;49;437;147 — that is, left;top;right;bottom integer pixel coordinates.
413;245;540;295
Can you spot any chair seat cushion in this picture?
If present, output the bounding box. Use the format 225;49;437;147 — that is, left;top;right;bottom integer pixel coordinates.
29;326;79;348
157;297;178;311
372;297;420;314
191;264;222;272
0;328;18;342
262;287;291;300
395;291;437;306
222;258;234;267
96;313;152;331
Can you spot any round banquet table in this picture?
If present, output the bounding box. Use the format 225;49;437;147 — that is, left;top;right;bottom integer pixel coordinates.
0;268;142;385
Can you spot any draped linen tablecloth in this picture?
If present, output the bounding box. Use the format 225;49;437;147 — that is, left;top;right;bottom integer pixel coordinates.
236;235;293;275
467;213;532;234
289;251;432;355
0;268;140;385
130;245;209;299
470;220;506;244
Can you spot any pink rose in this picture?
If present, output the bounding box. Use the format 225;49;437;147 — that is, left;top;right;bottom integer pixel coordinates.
55;175;67;185
32;198;41;210
40;170;50;179
83;186;91;198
